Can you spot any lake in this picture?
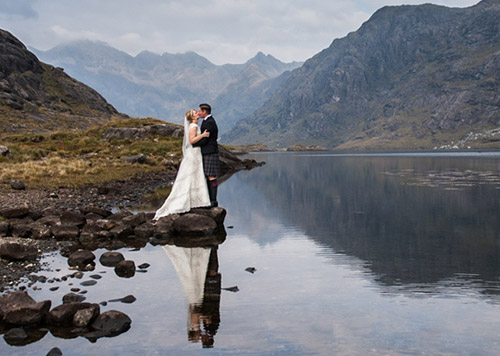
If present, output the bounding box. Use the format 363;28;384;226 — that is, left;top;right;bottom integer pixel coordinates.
2;150;500;355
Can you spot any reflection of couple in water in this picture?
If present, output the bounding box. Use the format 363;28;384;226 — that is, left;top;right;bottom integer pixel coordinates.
163;245;221;348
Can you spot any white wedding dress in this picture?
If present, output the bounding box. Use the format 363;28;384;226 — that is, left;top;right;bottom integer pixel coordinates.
153;123;210;219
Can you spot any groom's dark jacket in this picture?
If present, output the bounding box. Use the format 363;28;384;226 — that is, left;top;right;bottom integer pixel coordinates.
193;115;218;155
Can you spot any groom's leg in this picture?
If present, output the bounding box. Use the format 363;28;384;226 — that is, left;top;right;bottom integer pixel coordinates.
207;177;218;207
203;152;220;207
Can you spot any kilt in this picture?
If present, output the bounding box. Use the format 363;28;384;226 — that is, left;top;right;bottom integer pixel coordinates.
203;152;220;177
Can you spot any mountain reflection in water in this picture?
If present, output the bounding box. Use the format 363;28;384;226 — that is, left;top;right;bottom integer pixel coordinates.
227;151;500;296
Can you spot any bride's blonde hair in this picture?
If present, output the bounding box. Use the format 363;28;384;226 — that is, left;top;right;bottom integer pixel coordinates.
185;109;197;123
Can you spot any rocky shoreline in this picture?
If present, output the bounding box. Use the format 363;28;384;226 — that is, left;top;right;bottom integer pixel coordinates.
0;148;264;346
0;197;227;346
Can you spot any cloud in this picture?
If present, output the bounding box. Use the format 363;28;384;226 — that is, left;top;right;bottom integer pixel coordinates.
0;0;481;64
0;0;37;19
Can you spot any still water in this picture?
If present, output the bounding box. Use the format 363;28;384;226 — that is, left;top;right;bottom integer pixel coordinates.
2;151;500;355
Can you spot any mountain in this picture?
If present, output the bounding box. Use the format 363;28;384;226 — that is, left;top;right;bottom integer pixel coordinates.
33;43;301;133
224;0;500;149
0;30;124;134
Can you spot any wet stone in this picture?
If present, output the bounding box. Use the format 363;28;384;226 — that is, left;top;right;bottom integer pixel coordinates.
80;280;97;287
114;260;135;278
73;304;100;327
67;249;95;267
63;293;86;304
109;295;136;304
46;347;63;356
99;251;125;267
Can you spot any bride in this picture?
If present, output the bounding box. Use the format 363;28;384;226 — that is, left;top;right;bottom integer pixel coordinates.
154;109;211;219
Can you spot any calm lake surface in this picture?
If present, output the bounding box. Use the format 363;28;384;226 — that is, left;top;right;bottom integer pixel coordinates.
2;150;500;355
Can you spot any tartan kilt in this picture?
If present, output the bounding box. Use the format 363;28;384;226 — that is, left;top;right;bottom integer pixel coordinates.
203;152;220;177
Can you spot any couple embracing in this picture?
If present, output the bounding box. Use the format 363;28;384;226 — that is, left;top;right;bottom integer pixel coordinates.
154;103;220;220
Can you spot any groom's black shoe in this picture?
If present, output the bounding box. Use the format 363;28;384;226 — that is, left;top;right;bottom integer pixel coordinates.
208;179;218;207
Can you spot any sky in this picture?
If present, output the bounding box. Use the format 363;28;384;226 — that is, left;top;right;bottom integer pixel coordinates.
0;0;480;65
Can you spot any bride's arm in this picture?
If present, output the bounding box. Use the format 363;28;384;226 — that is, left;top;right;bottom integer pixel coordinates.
189;126;210;144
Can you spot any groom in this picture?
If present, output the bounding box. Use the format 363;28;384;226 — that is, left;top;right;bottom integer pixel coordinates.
193;103;220;207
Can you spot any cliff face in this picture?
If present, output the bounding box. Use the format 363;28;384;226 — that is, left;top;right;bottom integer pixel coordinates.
224;0;500;149
0;30;124;134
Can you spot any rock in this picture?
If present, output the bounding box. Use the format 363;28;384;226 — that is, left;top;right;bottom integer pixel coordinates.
3;327;28;344
31;225;52;239
46;347;63;356
102;124;182;141
35;215;60;227
80;280;97;287
60;211;87;227
0;145;11;157
0;291;34;319
10;223;33;238
67;249;96;267
82;205;112;217
51;225;80;240
191;207;227;225
73;304;100;327
114;260;135;278
95;219;117;230
4;300;51;325
63;293;86;304
123;154;147;164
0;291;51;325
0;220;10;237
10;179;26;190
108;210;133;221
172;213;218;236
0;242;38;261
110;224;134;239
138;263;150;270
90;310;131;336
134;222;154;239
48;302;98;326
99;251;124;267
0;206;29;219
122;212;146;227
109;295;136;304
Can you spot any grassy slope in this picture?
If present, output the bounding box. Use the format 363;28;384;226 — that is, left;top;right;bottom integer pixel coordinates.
0;118;182;190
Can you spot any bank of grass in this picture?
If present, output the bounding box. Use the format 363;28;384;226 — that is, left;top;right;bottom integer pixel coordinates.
0;118;183;190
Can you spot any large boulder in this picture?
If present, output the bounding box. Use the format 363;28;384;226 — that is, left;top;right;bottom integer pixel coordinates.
0;291;51;325
48;302;98;326
172;213;218;236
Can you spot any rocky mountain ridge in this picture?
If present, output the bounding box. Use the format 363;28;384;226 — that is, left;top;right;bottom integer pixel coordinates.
224;0;500;149
33;42;302;133
0;30;125;135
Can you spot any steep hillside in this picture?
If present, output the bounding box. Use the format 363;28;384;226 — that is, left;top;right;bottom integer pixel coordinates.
34;43;301;132
0;30;125;135
224;0;500;149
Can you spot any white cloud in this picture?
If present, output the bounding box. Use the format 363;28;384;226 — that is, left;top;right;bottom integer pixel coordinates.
0;0;481;64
